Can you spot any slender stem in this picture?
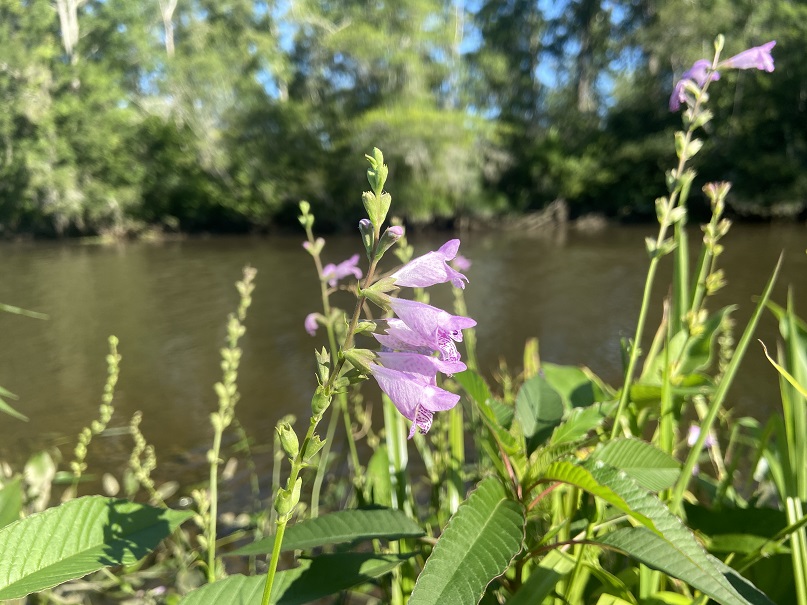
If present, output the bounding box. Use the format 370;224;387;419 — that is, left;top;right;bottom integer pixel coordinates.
670;256;781;510
610;72;716;438
259;521;287;605
310;398;341;517
206;429;223;582
262;233;383;602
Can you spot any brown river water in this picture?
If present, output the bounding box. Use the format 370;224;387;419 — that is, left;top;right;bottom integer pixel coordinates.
0;224;804;491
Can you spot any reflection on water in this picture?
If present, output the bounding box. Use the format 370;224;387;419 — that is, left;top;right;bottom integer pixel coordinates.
0;224;804;485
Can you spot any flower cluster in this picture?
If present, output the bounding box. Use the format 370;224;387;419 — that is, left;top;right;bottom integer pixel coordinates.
670;41;776;111
369;239;475;438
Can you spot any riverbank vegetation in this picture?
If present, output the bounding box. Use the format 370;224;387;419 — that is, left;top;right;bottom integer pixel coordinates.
2;1;807;237
1;38;806;604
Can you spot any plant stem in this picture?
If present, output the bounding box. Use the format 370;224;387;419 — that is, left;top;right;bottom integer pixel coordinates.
610;72;716;438
259;520;287;605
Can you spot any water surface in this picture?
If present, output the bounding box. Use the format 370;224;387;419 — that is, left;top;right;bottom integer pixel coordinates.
0;224;804;486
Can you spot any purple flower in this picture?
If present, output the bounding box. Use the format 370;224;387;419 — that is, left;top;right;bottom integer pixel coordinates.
721;41;776;72
451;254;471;272
322;254;363;287
304;312;320;336
392;239;469;289
375;350;466;377
381;298;476;362
370;362;460;438
687;425;716;448
670;59;720;111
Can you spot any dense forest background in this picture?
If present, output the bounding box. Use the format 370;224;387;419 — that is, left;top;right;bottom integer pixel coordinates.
1;0;805;236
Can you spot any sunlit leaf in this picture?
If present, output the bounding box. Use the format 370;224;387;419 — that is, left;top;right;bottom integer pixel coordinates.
409;477;524;605
229;508;423;556
0;496;192;599
515;374;564;454
178;553;409;604
588;439;680;492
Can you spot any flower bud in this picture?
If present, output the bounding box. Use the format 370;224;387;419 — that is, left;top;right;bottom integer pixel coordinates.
275;422;299;459
274;487;292;517
359;218;374;258
304;434;326;461
342;348;377;374
311;386;331;416
375;225;404;261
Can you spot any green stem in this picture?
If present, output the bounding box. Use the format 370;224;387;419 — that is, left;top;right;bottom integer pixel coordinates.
259;521;287;605
610;72;716;438
670;256;781;510
206;428;223;582
310;399;341;518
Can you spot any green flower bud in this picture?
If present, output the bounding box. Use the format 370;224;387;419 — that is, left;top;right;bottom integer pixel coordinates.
304;434;326;461
342;348;376;374
311;387;331;416
274;487;292;517
276;422;299;459
359;277;398;311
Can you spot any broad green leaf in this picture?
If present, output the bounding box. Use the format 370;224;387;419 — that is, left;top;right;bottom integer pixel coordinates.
684;503;786;540
506;549;575;605
0;477;22;529
543;363;607;408
705;533;789;555
409;477;524;605
0;496;192;599
589;439;680;492
599;528;773;605
541;461;658;534
364;447;393;507
515;374;564;454
179;553;408;605
454;369;492;406
229;508;424;555
551;402;615;445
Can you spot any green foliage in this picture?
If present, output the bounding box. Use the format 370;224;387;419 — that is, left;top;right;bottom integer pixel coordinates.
0;496;192;600
408;477;525;605
179;554;409;605
515;374;565;455
230;508;424;555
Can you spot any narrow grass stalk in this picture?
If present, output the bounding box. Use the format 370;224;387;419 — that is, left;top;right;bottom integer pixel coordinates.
205;266;256;583
670;255;781;510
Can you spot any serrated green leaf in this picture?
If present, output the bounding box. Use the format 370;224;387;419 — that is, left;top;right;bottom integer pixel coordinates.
0;496;192;599
229;508;423;555
588;439;680;492
599;528;772;605
506;549;575;605
541;461;659;534
409;477;524;605
179;553;408;605
0;478;22;529
515;375;564;454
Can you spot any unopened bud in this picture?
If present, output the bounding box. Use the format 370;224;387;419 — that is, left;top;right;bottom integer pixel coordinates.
359;218;374;258
276;422;299;459
304;434;326;461
375;225;404;260
311;387;331;416
274;487;292;517
360;276;398;310
342;348;376;374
